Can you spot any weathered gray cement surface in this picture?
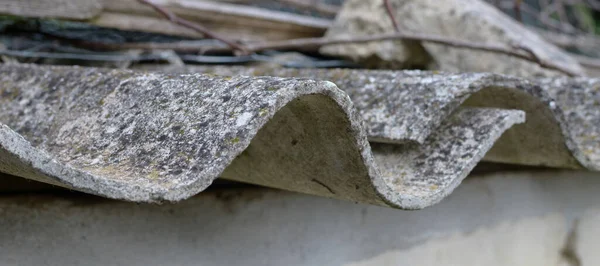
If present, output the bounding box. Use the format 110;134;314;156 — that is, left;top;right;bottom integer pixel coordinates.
140;65;600;170
1;64;599;209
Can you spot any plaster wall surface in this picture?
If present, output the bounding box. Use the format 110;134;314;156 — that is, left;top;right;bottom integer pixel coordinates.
2;171;600;265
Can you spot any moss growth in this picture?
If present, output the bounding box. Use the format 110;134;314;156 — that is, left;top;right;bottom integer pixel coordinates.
230;137;240;144
259;108;269;116
148;169;160;179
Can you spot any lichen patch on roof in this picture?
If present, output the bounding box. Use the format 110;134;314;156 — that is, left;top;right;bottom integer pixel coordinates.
0;64;598;209
140;65;600;170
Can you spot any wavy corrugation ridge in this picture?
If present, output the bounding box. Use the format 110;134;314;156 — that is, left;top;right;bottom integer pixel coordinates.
0;64;597;209
140;66;600;170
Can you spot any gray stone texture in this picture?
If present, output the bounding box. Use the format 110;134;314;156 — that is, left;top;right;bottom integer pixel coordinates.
320;0;584;77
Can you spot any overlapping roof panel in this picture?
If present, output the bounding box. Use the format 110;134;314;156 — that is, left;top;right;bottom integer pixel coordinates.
0;64;598;209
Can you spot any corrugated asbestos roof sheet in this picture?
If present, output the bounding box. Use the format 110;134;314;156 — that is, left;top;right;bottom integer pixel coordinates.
0;64;598;209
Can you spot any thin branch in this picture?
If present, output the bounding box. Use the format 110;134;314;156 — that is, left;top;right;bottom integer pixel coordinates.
136;0;248;54
74;32;580;76
73;32;580;76
70;26;599;74
383;0;400;32
509;42;543;65
379;1;573;75
230;32;580;76
72;0;582;77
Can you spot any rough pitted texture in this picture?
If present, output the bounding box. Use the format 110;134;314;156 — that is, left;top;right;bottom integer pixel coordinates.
0;64;598;209
371;108;523;203
138;65;600;170
540;77;600;166
0;65;373;203
320;0;584;77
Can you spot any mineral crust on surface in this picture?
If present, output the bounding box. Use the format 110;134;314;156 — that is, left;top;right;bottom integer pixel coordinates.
1;64;599;209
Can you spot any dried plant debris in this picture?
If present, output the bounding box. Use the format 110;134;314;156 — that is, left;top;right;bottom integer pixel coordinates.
0;64;599;209
321;0;584;77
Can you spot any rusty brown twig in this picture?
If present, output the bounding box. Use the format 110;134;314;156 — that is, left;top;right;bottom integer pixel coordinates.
74;32;581;76
378;0;576;76
136;0;249;55
240;32;580;76
509;42;544;66
383;0;400;32
97;0;581;76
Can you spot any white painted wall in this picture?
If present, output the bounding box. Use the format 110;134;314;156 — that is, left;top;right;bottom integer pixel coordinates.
2;170;600;265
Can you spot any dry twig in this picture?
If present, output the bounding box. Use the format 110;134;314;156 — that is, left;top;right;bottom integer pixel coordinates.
136;0;248;54
95;0;580;76
76;33;581;76
383;0;400;32
234;33;579;76
380;0;577;76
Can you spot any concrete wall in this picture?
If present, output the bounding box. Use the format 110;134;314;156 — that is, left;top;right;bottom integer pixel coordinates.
2;170;600;265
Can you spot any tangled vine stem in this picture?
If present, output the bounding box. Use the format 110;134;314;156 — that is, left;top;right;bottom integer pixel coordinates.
136;0;249;55
384;0;401;32
133;0;579;76
378;0;578;76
